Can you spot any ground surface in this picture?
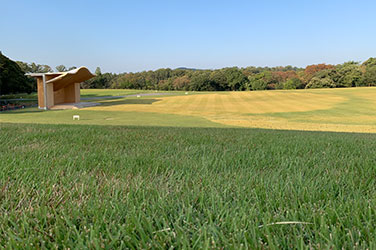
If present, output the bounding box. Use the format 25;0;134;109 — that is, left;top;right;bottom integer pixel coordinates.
2;87;376;133
1;123;376;248
1;88;376;248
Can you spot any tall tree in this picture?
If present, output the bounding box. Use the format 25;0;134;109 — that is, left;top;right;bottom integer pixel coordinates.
336;62;362;87
362;57;376;68
95;67;102;75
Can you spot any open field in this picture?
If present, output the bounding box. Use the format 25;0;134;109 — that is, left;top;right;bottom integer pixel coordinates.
1;88;376;248
1;123;376;248
1;87;376;133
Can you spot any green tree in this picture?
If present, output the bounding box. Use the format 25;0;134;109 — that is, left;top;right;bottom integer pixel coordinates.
361;66;376;86
305;77;336;88
223;67;249;90
359;58;376;86
95;67;102;75
210;70;228;90
248;73;268;90
314;68;340;84
41;65;52;73
55;65;67;72
362;57;376;68
336;62;362;87
283;78;303;89
189;71;214;91
250;79;267;90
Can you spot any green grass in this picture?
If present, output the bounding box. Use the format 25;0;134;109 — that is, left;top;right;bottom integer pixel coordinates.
0;93;38;100
0;108;224;128
1;123;376;248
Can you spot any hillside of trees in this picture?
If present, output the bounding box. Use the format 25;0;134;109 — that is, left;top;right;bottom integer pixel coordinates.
0;52;35;95
2;50;376;95
84;58;376;91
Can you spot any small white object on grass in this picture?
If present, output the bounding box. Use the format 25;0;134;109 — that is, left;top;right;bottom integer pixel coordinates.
185;92;188;95
258;221;312;228
73;115;80;120
137;95;141;98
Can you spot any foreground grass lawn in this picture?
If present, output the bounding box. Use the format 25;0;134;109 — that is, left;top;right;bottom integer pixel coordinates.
1;123;376;248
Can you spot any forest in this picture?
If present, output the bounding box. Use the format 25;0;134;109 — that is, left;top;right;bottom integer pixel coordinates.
1;51;376;95
83;58;376;91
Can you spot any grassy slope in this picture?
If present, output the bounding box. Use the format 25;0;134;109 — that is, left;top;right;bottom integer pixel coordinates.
1;123;376;248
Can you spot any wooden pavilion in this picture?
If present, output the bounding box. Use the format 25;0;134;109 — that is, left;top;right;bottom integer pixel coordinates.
27;67;95;110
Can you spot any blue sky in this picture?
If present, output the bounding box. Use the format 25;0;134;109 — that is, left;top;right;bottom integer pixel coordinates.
1;0;375;73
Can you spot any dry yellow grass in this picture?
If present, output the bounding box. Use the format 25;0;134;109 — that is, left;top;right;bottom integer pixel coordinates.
91;91;343;114
86;87;376;133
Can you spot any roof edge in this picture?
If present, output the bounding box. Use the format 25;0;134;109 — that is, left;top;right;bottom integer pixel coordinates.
26;66;96;78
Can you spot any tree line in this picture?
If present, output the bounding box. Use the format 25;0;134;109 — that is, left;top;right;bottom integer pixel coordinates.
83;58;376;91
1;50;376;95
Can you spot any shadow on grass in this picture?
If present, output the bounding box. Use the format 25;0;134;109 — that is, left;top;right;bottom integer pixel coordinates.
2;98;160;114
0;107;43;114
98;98;161;106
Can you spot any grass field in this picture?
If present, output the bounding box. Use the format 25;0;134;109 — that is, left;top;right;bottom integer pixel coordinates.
1;88;376;248
1;123;376;248
1;87;376;133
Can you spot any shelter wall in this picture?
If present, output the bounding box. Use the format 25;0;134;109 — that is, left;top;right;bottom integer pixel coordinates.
53;82;80;105
46;83;54;108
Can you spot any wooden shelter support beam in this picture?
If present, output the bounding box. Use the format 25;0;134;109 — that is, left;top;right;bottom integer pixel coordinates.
74;82;80;103
37;77;45;109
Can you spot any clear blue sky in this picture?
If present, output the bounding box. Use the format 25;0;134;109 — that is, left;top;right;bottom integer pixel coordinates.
1;0;375;73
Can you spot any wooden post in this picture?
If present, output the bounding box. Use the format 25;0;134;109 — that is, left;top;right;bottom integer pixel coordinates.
36;77;45;109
